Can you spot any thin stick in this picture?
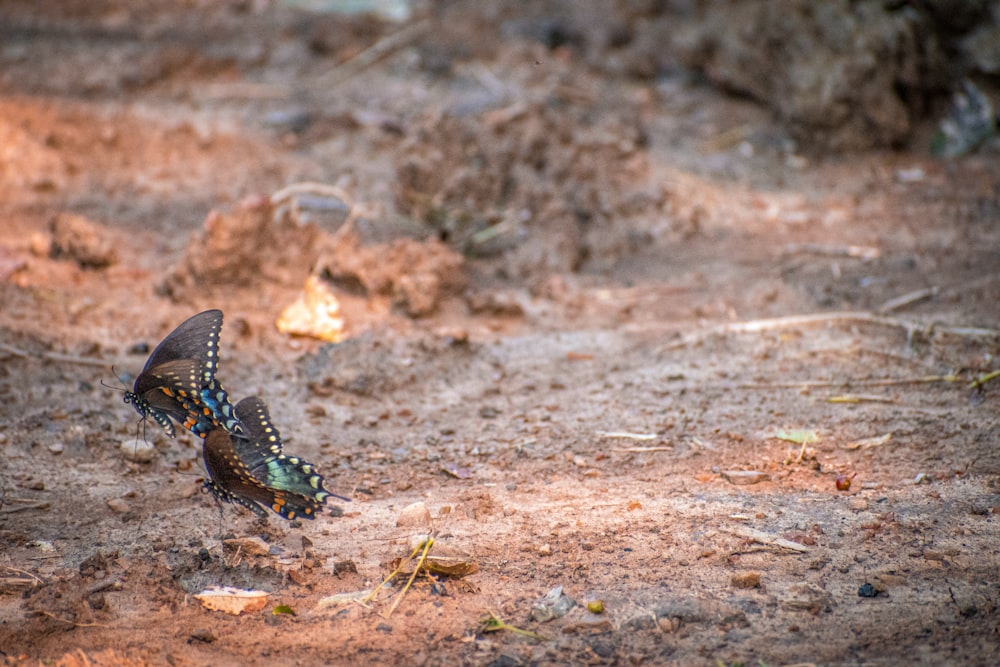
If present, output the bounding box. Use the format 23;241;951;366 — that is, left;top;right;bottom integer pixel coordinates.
725;526;811;553
2;566;44;585
596;431;657;440
783;243;881;260
878;287;937;314
0;501;51;514
736;375;962;390
611;446;673;453
322;19;430;86
87;579;122;594
0;344;109;368
663;311;1000;351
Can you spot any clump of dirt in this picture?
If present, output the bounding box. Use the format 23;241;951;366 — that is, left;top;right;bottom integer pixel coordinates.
396;96;656;278
321;232;466;318
671;0;953;150
161;196;326;299
48;212;119;269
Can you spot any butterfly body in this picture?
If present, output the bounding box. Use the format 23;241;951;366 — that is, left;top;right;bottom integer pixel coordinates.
203;396;345;520
122;310;245;439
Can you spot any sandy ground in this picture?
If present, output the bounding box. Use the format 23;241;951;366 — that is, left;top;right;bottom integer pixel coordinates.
1;3;999;666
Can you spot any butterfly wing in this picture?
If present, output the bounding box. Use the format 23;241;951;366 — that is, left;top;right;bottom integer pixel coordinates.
124;310;245;438
202;429;271;518
135;310;224;393
234;397;342;504
200;397;346;520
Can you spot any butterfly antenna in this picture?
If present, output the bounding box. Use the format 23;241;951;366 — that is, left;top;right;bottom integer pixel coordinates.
101;366;131;392
99;377;123;393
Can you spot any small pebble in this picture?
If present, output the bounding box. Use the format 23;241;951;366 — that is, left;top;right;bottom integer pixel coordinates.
120;439;156;463
396;501;431;528
190;628;216;643
538;543;552;556
106;498;130;514
48;443;65;455
531;586;575;622
657;616;681;633
721;470;769;486
731;572;761;589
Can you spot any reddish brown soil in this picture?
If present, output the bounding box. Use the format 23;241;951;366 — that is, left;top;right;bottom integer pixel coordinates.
1;3;999;666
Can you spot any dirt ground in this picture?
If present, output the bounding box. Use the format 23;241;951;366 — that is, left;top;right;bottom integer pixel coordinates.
1;2;1000;666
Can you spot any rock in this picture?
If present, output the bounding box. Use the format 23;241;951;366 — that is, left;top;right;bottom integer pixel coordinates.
106;498;130;513
721;470;769;486
531;586;576;622
120;439;156;463
395;501;432;528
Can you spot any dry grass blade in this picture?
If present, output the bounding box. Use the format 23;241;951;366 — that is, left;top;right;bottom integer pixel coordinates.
384;537;435;618
826;394;898;404
969;369;1000;389
479;610;546;641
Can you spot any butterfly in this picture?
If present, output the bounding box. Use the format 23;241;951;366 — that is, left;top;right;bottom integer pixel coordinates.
122;309;245;439
202;396;347;520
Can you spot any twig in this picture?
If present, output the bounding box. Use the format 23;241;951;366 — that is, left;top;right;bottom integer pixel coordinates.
724;526;811;553
736;375;962;390
0;343;108;368
0;501;51;514
87;579;122;594
0;577;38;588
322;19;430;86
611;447;673;453
1;566;44;586
596;431;657;440
663;311;1000;351
878;287;938;314
784;243;881;260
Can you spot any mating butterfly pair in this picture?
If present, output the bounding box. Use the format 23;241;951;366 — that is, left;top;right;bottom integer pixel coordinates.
122;310;344;520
